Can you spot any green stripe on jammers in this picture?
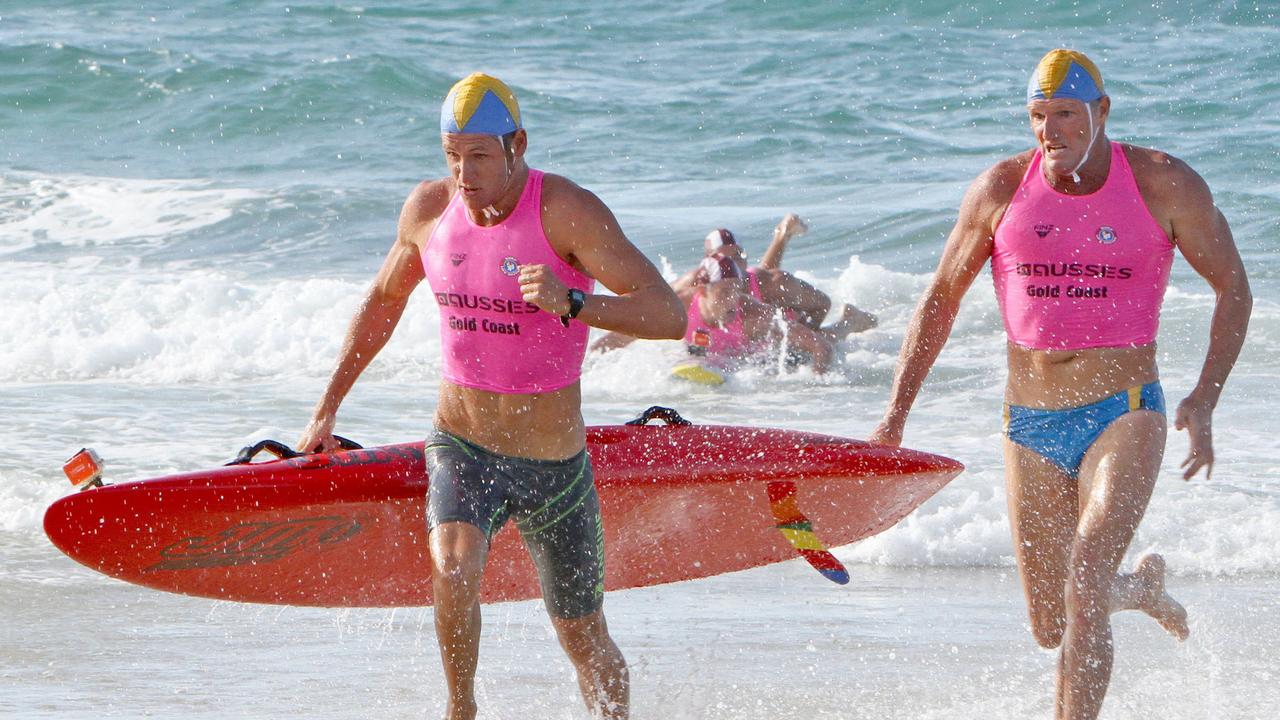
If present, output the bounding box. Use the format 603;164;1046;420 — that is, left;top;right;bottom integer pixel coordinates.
486;501;509;540
440;434;478;459
521;485;592;536
593;513;605;596
519;472;594;536
424;435;478;461
515;459;587;532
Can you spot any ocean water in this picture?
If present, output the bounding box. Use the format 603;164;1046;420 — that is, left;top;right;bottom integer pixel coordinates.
2;2;1277;718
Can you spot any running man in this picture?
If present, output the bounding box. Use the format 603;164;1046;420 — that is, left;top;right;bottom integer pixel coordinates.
298;73;684;720
870;49;1251;720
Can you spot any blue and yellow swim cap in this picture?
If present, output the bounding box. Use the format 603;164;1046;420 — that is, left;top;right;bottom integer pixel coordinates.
1026;49;1105;103
440;73;522;136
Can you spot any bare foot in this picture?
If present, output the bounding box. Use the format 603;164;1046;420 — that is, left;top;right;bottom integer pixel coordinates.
1134;554;1190;641
824;304;878;340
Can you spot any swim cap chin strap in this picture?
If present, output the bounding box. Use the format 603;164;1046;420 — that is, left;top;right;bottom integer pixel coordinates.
1068;102;1099;184
481;137;514;220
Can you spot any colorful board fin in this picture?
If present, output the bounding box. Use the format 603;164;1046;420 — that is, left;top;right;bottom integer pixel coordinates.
766;480;850;585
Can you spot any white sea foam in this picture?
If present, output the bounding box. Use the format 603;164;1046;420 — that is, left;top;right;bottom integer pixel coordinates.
2;253;1277;576
0;468;67;535
0;267;441;383
0;172;263;253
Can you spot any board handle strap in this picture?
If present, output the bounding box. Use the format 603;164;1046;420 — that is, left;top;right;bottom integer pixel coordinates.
225;436;363;465
625;406;692;427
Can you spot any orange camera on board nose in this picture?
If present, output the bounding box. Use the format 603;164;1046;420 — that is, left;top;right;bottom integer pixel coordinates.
63;448;104;490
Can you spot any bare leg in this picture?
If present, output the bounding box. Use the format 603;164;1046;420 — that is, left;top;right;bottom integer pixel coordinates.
430;522;490;720
821;304;878;341
550;610;629;719
760;271;831;328
1110;553;1189;640
1005;440;1079;650
1007;411;1186;720
1057;410;1171;720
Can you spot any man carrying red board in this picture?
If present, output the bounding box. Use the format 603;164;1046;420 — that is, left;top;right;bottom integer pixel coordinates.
298;73;684;720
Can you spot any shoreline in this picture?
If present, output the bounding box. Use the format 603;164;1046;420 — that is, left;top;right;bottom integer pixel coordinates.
3;537;1276;719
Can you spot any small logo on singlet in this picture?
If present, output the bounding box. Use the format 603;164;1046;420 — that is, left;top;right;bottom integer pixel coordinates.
1034;223;1055;238
500;256;520;276
450;253;467;266
687;328;711;356
1095;226;1117;244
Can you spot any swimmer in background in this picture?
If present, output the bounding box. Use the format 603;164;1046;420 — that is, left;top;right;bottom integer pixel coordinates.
681;253;839;374
592;213;876;354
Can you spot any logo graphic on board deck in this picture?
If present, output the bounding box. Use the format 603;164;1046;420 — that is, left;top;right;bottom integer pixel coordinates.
1034;223;1055;238
450;253;467;266
1095;226;1117;244
500;256;520;276
144;516;363;571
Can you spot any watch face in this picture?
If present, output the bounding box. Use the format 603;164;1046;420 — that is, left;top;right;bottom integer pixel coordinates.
568;289;585;318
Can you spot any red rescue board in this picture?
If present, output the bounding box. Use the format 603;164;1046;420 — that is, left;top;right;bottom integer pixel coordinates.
44;422;962;607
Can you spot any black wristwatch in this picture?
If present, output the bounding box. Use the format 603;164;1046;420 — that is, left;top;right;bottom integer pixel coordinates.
560;288;587;327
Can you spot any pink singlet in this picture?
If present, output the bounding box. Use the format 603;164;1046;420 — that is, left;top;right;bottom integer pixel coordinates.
746;267;799;322
991;143;1173;350
746;268;764;302
684;267;795;359
683;289;759;359
422;169;594;394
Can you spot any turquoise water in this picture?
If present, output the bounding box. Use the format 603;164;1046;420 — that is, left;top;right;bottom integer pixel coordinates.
4;2;1277;276
2;2;1278;718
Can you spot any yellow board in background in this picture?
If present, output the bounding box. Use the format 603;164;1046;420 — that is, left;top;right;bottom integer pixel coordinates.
671;362;726;386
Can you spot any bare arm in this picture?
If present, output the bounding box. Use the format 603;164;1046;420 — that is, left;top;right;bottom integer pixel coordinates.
1159;165;1253;480
869;165;1014;445
588;331;640;354
590;283;694;353
670;266;702;296
757;212;807;270
297;182;442;452
522;175;685;340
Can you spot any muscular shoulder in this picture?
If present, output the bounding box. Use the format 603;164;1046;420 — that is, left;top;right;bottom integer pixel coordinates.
1121;143;1213;222
540;172;612;226
399;178;453;248
964;151;1032;232
403;178;454;225
977;152;1031;206
1121;143;1193;182
539;172;622;259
